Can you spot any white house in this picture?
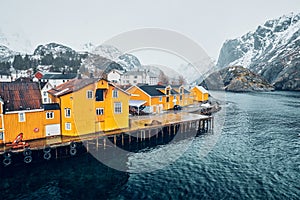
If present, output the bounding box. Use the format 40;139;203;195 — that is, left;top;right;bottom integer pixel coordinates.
107;70;123;84
11;69;32;81
120;70;159;85
0;72;12;82
40;81;54;104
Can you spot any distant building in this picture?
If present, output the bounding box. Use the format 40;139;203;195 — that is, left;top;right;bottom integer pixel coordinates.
120;70;158;85
11;69;32;81
107;69;123;84
40;73;77;87
0;72;12;82
40;82;54;104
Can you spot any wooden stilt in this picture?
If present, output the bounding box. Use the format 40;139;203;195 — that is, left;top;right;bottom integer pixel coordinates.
55;147;58;159
86;140;89;152
114;135;117;146
96;137;99;151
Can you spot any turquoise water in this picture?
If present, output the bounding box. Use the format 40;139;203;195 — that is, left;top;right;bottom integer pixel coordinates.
1;91;300;199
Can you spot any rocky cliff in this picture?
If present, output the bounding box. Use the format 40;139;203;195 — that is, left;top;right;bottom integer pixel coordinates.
217;13;300;91
201;66;274;92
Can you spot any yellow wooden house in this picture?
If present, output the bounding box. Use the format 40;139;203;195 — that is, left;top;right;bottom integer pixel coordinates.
127;84;192;113
190;86;209;102
171;85;193;106
0;82;61;144
48;78;130;136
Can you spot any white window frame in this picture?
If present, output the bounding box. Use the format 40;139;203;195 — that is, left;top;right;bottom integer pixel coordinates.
0;132;3;140
65;108;71;118
96;108;104;115
114;102;122;114
113;89;118;98
159;96;162;102
87;90;93;99
18;112;26;122
46;111;54;119
65;122;71;130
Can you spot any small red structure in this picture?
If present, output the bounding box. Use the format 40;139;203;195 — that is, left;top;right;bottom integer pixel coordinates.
6;133;30;149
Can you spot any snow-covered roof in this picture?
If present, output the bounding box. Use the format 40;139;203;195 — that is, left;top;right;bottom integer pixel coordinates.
196;86;208;94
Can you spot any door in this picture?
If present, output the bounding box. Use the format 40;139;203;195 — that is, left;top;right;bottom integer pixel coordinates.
45;124;61;136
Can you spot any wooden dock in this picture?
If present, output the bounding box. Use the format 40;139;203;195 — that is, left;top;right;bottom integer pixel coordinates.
0;112;213;169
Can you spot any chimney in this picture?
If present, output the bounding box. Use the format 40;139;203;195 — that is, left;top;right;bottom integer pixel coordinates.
77;70;82;79
89;72;94;78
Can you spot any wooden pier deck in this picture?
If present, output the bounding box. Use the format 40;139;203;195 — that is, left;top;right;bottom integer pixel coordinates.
0;111;213;168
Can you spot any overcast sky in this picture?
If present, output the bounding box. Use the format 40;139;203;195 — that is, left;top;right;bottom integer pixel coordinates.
0;0;300;60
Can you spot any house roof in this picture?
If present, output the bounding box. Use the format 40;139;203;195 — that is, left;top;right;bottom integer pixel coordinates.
0;82;43;112
123;71;146;76
196;86;208;94
43;103;60;110
48;78;130;97
171;85;190;94
41;73;77;80
0;71;10;76
138;85;179;97
48;78;98;97
39;82;47;89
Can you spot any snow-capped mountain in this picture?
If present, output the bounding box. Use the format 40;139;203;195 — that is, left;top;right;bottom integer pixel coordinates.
92;45;122;60
0;45;17;62
117;53;141;70
217;12;300;90
0;28;33;54
34;43;77;57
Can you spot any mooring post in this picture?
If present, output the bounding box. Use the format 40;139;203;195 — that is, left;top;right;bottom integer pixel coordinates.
55;147;58;159
114;135;117;147
129;133;131;144
86;140;89;152
173;124;176;134
96;137;99;151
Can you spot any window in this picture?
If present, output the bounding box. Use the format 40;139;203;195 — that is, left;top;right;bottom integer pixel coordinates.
44;98;48;103
114;102;122;114
159;96;162;102
46;111;54;119
180;88;184;94
87;90;93;99
134;75;138;79
65;108;71;118
43;91;47;96
18;112;26;122
166;89;170;95
166;97;170;103
0;132;3;140
65;123;71;130
133;80;137;83
96;108;104;115
95;89;104;101
180;95;183;101
113;89;118;98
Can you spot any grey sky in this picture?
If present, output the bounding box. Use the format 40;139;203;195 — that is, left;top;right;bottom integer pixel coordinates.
0;0;300;59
